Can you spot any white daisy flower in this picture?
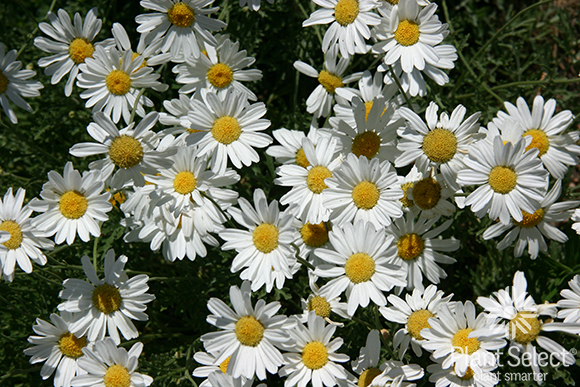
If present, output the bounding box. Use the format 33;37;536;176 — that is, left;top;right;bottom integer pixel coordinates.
299;277;350;324
220;188;297;292
0;187;53;281
294;220;332;268
201;281;293;380
385;214;458;291
267;124;336;168
457;136;548;225
406;173;456;219
482;180;579;259
395;102;482;190
70;112;175;189
314;220;407;316
421;301;506;378
71;338;152;387
76;46;167;124
397;165;423;212
557;274;580;323
111;23;172;68
57;249;155;344
192;351;243;387
207;371;254;387
0;42;43;124
135;0;226;59
185;89;272;175
303;0;381;58
24;313;90;387
379;284;453;359
324;153;403;228
294;47;362;118
174;37;262;100
33;8;113;97
276;136;343;224
372;0;457;97
279;312;349;387
28;163;112;245
426;362;499;387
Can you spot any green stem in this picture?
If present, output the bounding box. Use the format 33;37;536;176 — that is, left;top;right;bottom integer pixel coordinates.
388;65;413;111
16;0;58;58
200;191;238;229
129;88;146;125
295;0;323;47
93;236;99;272
373;305;397;359
457;50;504;104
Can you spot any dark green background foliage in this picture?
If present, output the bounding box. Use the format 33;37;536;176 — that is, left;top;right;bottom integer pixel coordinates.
1;0;580;386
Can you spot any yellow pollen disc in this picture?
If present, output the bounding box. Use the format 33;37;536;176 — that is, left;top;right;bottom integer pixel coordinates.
235;315;264;347
105;70;132;96
302;341;328;370
344;252;375;283
68;38;95;65
300;222;329;248
92;283;122;314
252;223;279;253
523;129;550;156
296;147;310;168
406;309;433;340
458;367;475;381
514;208;544;228
488;166;517;194
307;165;332;194
352;181;380;210
352;131;381;159
0;220;23;250
219;357;231;374
422;128;458;163
167;2;196;28
308;295;332;318
104;364;131;387
334;0;359;26
384;0;399;4
358;367;382;387
400;182;415;208
109;135;144;169
394;20;420;46
59;191;88;219
452;328;480;355
397;233;424;261
318;70;344;94
0;70;9;94
173;171;197;195
58;332;87;359
207;63;234;88
109;191;127;208
509;312;541;344
412;178;441;210
212;116;242;145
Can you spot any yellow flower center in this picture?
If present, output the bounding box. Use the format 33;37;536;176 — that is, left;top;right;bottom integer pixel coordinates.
68;38;95;65
344;252;375;283
109;190;127;208
523;129;550;156
394;20;420;46
235;315;264;347
109;135;144;169
412;177;441;210
318;70;344;93
302;341;328;370
514;208;544;228
59;191;88;219
252;223;279;253
406;309;433;340
212;116;241;145
0;70;9;94
397;233;424;261
173;171;197;195
458;367;475;381
207;63;234;88
488;166;517;194
384;0;399;4
308;295;332;318
352;181;380;210
167;2;196;28
296;147;310;168
104;364;131;387
509;312;541;344
0;220;23;250
105;70;132;96
334;0;359;26
58;332;87;359
307;165;332;194
452;328;480;355
358;367;382;387
400;182;415;208
422;128;458;163
300;222;329;248
92;283;122;314
351;131;381;159
219;356;231;374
